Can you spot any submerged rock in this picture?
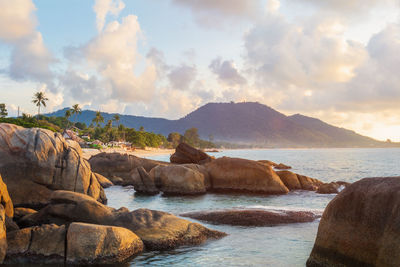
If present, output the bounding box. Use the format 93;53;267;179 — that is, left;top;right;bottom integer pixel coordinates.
181;209;319;226
170;143;213;164
205;157;289;194
316;181;350;194
22;190;226;250
307;177;400;267
0;123;106;208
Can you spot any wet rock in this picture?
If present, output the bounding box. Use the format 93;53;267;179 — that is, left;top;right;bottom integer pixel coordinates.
205;157;289;194
0;123;106;208
276;171;302;190
94;172;113;188
131;167;159;194
316;182;350;194
274;163;292;170
297;175;323;191
307;177;400;267
181;209;319;226
170;143;213;164
66;222;143;264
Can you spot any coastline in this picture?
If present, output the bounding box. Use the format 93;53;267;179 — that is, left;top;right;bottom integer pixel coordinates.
82;147;175;160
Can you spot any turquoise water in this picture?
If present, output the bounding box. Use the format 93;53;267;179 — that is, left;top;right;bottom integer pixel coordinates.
105;148;400;266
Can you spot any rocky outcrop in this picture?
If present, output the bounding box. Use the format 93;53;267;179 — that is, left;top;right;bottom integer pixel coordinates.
205;157;289;194
0;175;13;218
276;171;302;190
297;175;323;191
150;165;207;195
94;172;113;188
131;166;159;194
307;177;400;267
22;190;226;250
66;223;143;264
0;123;106;208
181;208;320;226
5;223;143;264
316;181;350;194
170;143;213;164
0;206;6;263
89;152;168;185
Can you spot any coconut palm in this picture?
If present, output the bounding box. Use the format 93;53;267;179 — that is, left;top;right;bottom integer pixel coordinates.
113;114;120;127
65;109;72;129
32;92;48;118
71;104;82;124
92;111;104;127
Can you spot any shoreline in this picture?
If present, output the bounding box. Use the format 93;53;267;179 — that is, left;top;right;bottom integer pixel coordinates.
82;147;175;160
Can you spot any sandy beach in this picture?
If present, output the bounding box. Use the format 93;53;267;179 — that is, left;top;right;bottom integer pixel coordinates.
82;147;175;160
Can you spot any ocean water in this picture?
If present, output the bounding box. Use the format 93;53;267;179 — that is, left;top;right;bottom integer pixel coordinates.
105;148;400;267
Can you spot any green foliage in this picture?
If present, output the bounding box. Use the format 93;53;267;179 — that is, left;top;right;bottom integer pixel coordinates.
75;122;87;130
167;132;182;148
0;103;7;118
0;117;57;132
32;92;48;116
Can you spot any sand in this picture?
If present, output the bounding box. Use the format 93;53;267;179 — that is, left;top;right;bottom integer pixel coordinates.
82;147;175;160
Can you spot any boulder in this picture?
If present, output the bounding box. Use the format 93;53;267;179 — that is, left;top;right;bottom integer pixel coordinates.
150;165;207;195
276;171;302;190
66;222;143;264
0;206;6;263
131;166;159;194
205;157;289;194
94;172;113;188
170;143;213;164
89;152;168;185
0;123;106;208
274;163;292;170
297;174;323;191
181;208;319;226
22;190;226;250
316;182;350;194
0;174;13;218
14;207;37;223
5;224;66;264
307;177;400;267
5;216;19;232
181;164;212;190
258;160;277;167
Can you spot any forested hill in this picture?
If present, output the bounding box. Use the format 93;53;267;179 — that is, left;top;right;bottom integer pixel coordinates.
47;102;395;148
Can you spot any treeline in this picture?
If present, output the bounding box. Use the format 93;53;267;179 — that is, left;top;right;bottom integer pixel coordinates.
167;128;215;149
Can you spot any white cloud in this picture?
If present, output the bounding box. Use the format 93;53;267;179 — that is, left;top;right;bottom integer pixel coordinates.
209;57;246;86
168;64;197;90
93;0;125;32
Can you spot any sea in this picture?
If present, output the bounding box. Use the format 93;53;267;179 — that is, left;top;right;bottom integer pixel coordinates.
105;148;400;267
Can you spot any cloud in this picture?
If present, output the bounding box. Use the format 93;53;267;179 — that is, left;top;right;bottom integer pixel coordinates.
93;0;125;32
171;0;263;27
209;57;246;86
0;0;54;87
168;64;197;90
293;0;398;14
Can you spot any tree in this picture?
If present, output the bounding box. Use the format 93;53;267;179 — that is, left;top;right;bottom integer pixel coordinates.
167;132;182;148
71;104;82;124
0;103;7;118
139;126;144;132
184;127;200;147
32;92;48;118
92;111;104;127
65;109;71;129
113;114;120;127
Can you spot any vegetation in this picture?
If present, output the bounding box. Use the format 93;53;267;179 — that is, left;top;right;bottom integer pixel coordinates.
0;104;7;118
167;128;216;149
32;92;48;118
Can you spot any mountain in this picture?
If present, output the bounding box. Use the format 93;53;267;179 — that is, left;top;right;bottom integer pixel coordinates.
47;102;394;148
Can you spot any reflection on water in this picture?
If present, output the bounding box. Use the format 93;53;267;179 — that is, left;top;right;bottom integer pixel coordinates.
105;148;400;266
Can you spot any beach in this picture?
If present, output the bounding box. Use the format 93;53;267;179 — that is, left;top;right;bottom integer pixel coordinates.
82;147;175;160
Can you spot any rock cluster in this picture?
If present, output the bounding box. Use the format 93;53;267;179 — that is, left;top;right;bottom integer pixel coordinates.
0;123;106;208
307;177;400;266
170;142;213;164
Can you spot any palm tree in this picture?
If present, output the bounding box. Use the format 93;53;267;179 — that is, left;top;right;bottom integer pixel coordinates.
113;114;121;141
32;92;48;119
92;111;104;127
65;109;72;129
71;104;82;124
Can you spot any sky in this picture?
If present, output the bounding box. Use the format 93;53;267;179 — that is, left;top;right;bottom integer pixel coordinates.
0;0;400;141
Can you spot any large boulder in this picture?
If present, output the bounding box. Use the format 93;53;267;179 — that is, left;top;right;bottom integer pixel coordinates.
89;152;168;185
181;208;319;226
22;190;226;250
205;157;289;194
0;175;13;218
0;123;106;208
0;206;6;263
150;165;207;195
297;174;323;191
131;166;159;194
5;224;66;264
316;181;350;194
307;177;400;267
170;143;213;164
66;222;143;264
276;171;302;190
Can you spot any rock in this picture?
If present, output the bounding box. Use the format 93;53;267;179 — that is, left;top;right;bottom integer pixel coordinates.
170;143;213;164
0;206;6;263
66;222;143;264
274;163;292;170
0;123;106;208
89;152;168;185
14;208;37;222
205;157;289;194
297;174;323;191
23;191;226;250
181;209;319;226
132;167;159;194
109;176;125;185
181;164;212;190
94;172;113;188
316;182;350;194
0;174;13;218
5;224;66;264
276;171;302;190
307;177;400;267
258;160;277;167
113;208;226;250
5;216;19;232
150;165;207;195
